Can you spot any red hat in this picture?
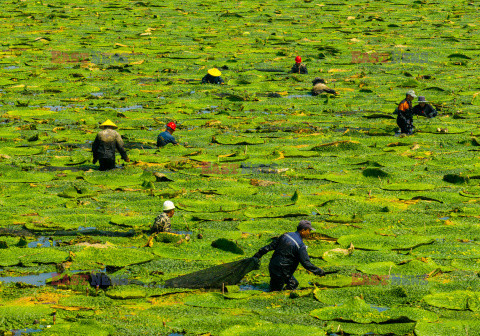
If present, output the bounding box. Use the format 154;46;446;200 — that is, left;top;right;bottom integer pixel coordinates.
167;122;176;131
295;56;302;63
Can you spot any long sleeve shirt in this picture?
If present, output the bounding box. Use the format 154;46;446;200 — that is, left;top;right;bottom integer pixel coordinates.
92;129;128;161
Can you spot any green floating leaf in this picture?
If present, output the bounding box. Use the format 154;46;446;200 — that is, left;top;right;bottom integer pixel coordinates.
381;183;435;191
310;296;437;323
311;140;363;152
423;290;480;311
212;135;264;145
211;238;244;255
74;247;154;267
415;319;480;336
219;323;326;336
337;234;434;250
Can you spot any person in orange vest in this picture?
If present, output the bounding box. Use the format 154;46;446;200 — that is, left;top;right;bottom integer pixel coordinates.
289;56;308;74
157;122;179;147
92;120;130;171
202;68;225;84
395;90;416;135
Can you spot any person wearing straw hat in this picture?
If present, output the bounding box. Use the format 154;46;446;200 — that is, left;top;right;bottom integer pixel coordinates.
252;220;325;291
289;56;308;74
202;68;224;84
395;90;416;135
92;119;130;171
413;96;437;118
151;200;175;233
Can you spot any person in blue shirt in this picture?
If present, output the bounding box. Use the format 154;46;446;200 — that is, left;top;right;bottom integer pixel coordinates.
253;220;325;291
157;122;178;147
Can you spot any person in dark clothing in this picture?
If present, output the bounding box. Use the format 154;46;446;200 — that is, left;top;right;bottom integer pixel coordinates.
311;78;337;96
92;119;130;171
413;96;437;118
395;90;416;135
289;56;308;74
253;220;325;291
157;122;178;147
202;68;224;84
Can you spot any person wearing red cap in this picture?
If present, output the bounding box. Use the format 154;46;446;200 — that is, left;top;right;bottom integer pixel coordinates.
289;56;308;74
157;122;179;147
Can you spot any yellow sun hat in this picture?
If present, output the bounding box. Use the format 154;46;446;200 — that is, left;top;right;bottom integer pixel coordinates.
207;68;222;77
100;119;118;129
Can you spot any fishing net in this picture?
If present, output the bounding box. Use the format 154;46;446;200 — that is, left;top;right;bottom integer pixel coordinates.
165;257;260;289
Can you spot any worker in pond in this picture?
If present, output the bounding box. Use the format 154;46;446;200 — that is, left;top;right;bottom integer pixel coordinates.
202;68;225;84
253;220;325;291
413;96;437;118
289;56;308;74
395;90;416;135
92;119;130;171
151;201;175;233
157;122;178;147
311;77;337;95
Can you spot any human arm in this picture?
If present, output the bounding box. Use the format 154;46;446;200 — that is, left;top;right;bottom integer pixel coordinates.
115;132;129;161
253;236;280;259
92;136;99;163
298;246;325;276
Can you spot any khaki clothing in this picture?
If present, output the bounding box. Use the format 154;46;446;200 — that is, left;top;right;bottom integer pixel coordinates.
152;212;171;233
92;128;129;162
312;83;336;96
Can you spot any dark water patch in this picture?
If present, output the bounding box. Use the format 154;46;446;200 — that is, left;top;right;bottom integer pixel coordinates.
0;272;58;286
4;65;20;70
29;228;135;237
116;105;143;112
90;92;104;97
369;305;390;312
239;284;269;292
11;327;44;336
27;236;60;248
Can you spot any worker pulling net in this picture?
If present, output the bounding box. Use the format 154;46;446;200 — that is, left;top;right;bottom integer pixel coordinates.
164;257;260;289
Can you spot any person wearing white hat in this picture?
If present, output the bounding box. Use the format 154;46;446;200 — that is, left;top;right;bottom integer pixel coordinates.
92;119;130;171
413;96;437;118
396;90;416;135
151;201;175;233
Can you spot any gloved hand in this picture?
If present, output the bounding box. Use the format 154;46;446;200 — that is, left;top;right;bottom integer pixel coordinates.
315;269;326;277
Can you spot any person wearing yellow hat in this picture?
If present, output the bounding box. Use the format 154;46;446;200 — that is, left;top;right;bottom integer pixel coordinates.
202;68;224;84
92;119;130;171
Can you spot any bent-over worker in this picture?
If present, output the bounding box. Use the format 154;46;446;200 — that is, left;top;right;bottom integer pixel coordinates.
253;220;325;291
92;119;129;171
157;122;178;147
413;96;437;118
202;68;225;84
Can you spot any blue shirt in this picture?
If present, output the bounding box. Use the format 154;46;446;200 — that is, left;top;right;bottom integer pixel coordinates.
157;131;177;147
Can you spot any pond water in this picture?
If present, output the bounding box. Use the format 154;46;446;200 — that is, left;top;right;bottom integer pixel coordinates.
27;236;60;248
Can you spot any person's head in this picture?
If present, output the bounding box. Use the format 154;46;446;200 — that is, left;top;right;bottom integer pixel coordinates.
207;68;222;77
99;119;118;130
166;122;176;134
295;56;302;64
163;200;175;218
406;90;416;102
297;220;314;239
312;77;325;85
417;96;428;107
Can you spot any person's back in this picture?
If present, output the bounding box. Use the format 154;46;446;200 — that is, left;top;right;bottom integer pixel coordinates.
94;129;124;158
157;130;176;147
